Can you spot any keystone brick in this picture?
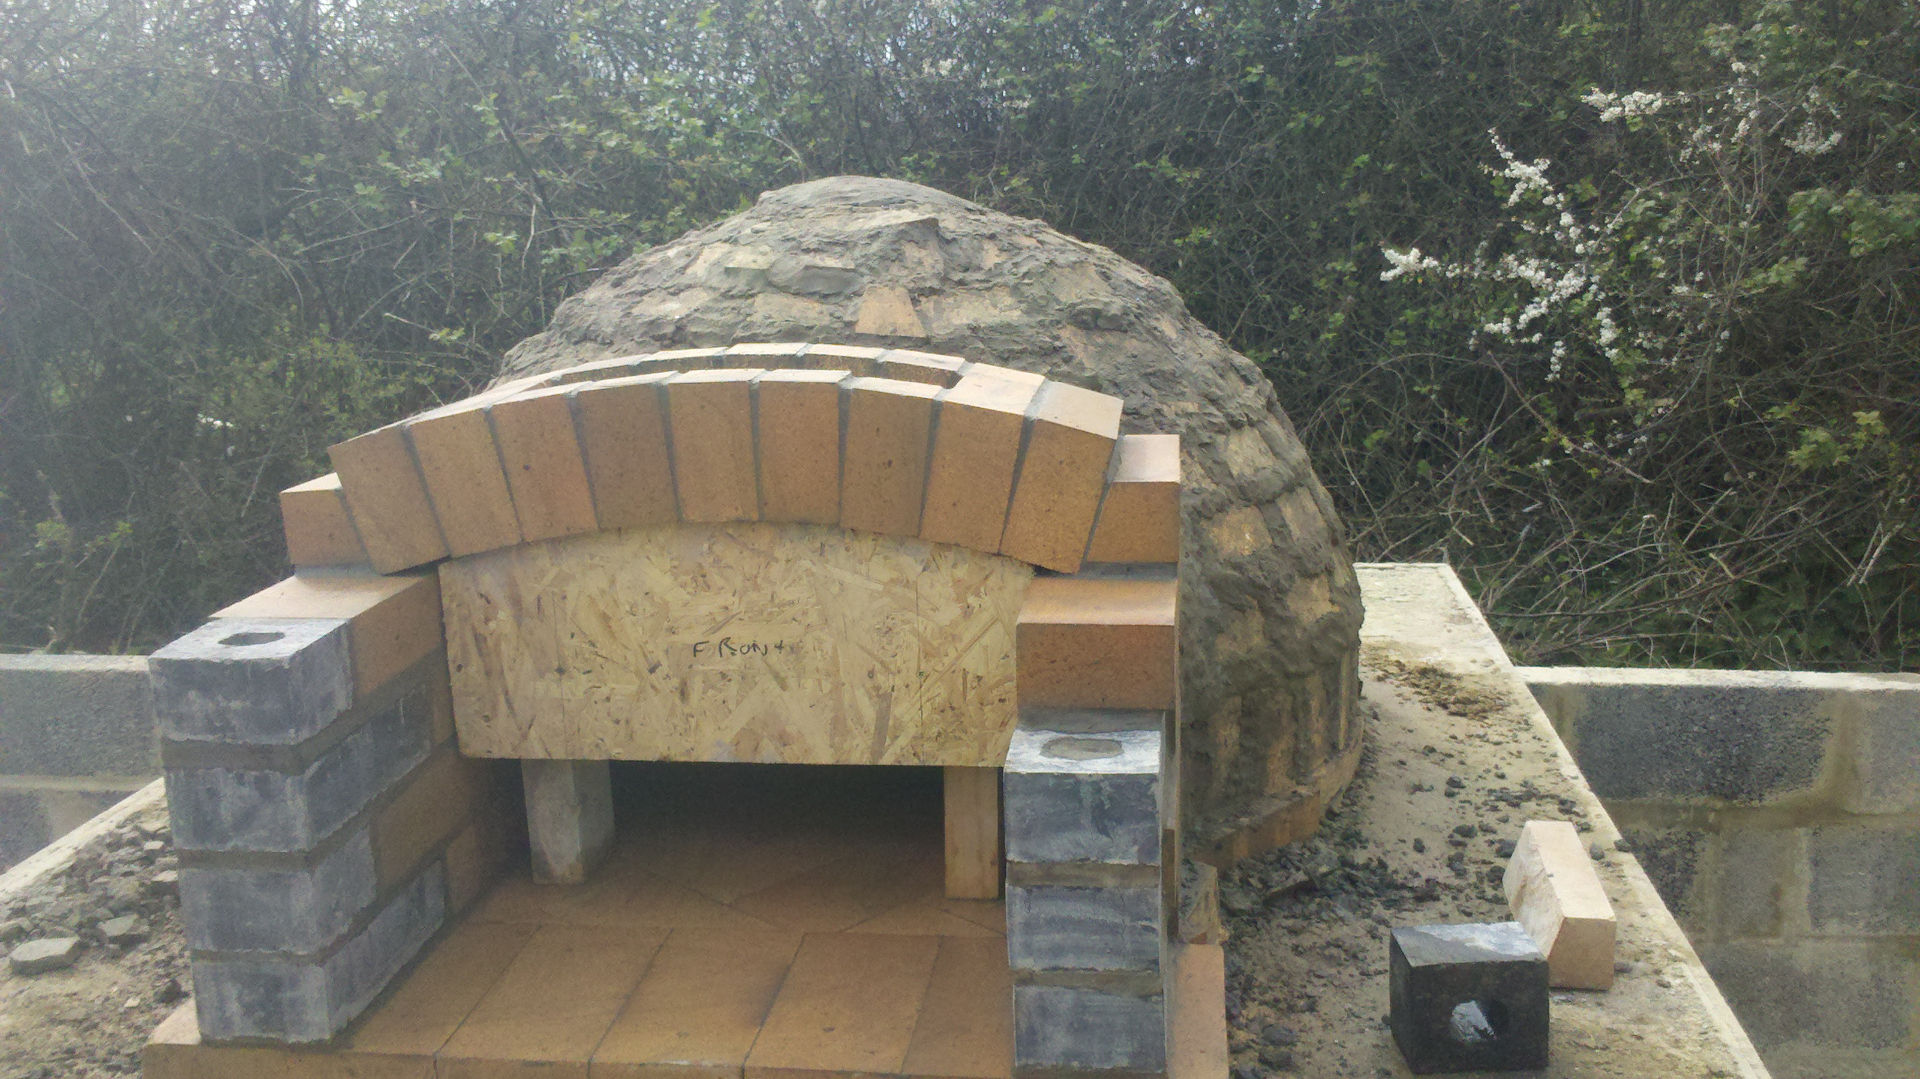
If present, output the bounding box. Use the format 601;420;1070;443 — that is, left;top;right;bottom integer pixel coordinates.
755;370;847;524
841;376;940;537
1000;381;1122;572
488;386;598;543
328;423;449;572
277;474;368;568
151;618;353;747
191;864;445;1043
212;571;441;701
180;831;377;954
1013;985;1166;1074
1502;820;1615;989
876;348;967;386
921;371;1040;552
1086;434;1181;565
667;370;761;522
1007;884;1162;973
167;688;431;853
725;341;809;365
1017;577;1178;711
574;373;678;530
404;403;522;556
1389;922;1549;1074
800;342;887;370
1004;725;1163;867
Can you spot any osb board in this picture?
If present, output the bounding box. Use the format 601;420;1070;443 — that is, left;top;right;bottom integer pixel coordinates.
441;523;1031;766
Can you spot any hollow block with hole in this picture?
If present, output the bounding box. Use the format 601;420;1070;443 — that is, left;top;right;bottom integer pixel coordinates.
1388;922;1548;1074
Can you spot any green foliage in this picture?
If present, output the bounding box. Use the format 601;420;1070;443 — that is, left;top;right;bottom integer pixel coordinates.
1;0;1913;670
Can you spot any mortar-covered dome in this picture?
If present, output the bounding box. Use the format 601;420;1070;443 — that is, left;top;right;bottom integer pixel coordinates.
501;176;1362;858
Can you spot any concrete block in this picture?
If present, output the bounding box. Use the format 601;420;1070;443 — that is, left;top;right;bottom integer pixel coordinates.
755;369;846;525
1522;672;1833;804
1617;826;1707;932
840;376;940;537
179;831;376;954
1843;685;1920;815
1807;825;1920;935
1502;820;1615;989
1007;884;1162;972
405;403;522;556
1005;725;1162;866
1702;938;1911;1052
523;758;613;884
277;474;368;568
575;373;678;531
1000;380;1122;572
1708;828;1801;940
327;422;449;573
488;385;598;543
921;371;1038;553
150;619;352;747
0;654;155;775
167;688;431;853
1389;922;1549;1074
211;571;441;701
1013;984;1166;1074
1086;434;1181;565
191;863;445;1043
666;369;761;523
1017;578;1178;711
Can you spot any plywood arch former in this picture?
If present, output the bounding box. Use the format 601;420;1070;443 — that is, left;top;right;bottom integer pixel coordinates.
440;522;1034;766
283;342;1182;580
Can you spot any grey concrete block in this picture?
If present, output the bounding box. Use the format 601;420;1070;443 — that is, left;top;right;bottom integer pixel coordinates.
180;832;376;954
167;689;430;853
1557;680;1831;803
1007;884;1162;972
1843;687;1920;815
191;861;445;1043
1807;826;1920;936
1388;922;1550;1074
1005;726;1162;866
1702;939;1911;1052
1618;826;1707;933
151;619;352;747
0;654;155;775
1710;829;1803;941
1014;984;1166;1073
0;790;49;874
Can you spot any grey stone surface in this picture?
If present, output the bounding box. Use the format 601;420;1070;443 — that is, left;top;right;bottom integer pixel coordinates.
1703;939;1911;1051
151;618;353;747
1711;829;1803;941
9;935;83;974
1807;826;1920;936
1844;686;1920;815
1617;826;1707;932
179;831;376;954
167;688;431;852
0;790;49;873
1005;726;1162;867
191;862;445;1043
1007;884;1162;972
0;654;155;776
99;914;146;945
1388;922;1549;1074
1538;678;1832;804
1013;984;1167;1073
498;176;1365;848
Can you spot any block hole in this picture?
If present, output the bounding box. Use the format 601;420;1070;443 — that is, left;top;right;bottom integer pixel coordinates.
219;630;285;647
1447;998;1509;1046
1041;735;1123;761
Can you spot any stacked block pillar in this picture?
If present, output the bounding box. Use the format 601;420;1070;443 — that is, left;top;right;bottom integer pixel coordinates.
152;572;516;1043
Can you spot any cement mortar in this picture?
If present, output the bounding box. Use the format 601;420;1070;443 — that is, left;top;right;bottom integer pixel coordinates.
500;176;1364;852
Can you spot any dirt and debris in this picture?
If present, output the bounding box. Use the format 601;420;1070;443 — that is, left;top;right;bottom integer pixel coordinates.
0;799;186;1079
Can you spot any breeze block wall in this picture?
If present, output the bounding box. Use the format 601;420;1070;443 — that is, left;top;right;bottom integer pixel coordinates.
151;573;518;1043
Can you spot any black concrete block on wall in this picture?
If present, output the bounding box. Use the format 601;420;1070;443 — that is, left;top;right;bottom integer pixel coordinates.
1389;922;1548;1074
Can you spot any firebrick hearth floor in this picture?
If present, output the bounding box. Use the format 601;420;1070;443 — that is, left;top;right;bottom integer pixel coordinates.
145;763;1225;1079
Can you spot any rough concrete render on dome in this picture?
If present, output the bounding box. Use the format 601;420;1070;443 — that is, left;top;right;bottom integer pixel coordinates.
501;176;1364;857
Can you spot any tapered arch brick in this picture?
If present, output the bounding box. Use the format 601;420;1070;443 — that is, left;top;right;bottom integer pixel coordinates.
308;346;1163;576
